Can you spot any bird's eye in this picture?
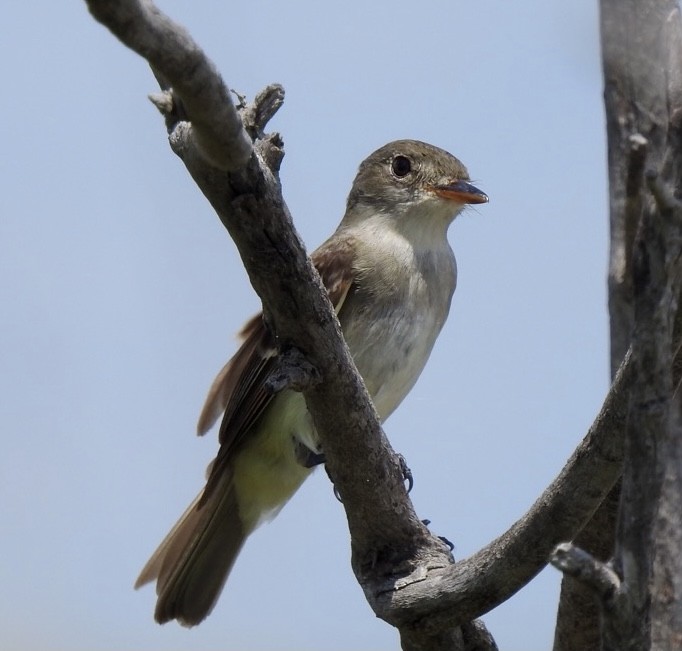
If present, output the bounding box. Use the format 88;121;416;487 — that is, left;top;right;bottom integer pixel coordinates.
391;155;412;178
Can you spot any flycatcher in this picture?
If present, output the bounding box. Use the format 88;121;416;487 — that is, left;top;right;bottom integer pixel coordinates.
135;139;488;626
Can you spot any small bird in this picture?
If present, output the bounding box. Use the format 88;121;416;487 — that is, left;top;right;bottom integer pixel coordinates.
135;139;488;626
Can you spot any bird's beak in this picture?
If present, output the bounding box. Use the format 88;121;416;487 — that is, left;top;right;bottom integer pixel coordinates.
433;180;488;205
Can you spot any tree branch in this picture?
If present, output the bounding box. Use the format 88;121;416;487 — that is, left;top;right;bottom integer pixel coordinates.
370;350;633;629
86;0;252;171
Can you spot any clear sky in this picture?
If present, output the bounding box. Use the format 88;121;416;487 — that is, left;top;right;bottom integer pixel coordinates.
0;1;608;650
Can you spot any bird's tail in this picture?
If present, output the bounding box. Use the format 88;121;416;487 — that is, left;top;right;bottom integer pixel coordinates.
135;471;246;627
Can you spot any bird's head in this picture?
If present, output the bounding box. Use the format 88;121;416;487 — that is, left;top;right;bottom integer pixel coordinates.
345;140;488;231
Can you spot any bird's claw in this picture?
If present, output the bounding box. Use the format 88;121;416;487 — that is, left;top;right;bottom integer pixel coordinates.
326;454;412;503
397;454;414;493
421;519;454;551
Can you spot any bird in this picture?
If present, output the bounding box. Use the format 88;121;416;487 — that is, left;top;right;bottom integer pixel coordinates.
135;139;488;626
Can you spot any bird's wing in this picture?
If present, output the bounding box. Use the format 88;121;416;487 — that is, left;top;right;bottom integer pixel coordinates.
196;234;357;497
196;313;276;440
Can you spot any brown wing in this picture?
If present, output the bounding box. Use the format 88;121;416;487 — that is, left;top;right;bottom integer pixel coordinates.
310;234;356;316
196;314;276;439
197;233;357;498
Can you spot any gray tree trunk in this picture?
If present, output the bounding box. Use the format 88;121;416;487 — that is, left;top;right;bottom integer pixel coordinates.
553;1;682;649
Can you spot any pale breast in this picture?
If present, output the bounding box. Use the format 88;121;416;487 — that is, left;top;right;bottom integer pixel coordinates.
339;243;456;421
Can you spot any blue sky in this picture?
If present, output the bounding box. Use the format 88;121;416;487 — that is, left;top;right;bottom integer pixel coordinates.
1;1;608;649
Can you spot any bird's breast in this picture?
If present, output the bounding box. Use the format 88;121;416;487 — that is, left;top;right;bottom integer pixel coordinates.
340;245;456;421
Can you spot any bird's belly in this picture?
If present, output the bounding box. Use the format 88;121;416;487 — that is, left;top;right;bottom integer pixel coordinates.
233;391;313;530
345;307;444;421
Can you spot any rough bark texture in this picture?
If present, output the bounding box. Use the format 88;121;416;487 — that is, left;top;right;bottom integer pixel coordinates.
611;171;682;650
554;1;682;649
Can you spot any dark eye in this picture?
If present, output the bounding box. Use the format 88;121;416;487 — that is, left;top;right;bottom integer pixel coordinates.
391;155;412;177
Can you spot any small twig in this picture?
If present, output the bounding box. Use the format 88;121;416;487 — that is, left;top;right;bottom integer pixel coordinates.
550;542;621;603
148;90;174;116
242;84;286;136
231;89;248;110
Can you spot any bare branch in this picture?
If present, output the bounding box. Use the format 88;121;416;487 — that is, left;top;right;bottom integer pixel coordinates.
368;351;633;629
86;0;252;171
